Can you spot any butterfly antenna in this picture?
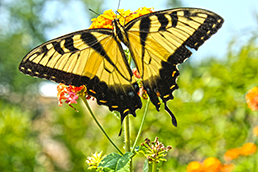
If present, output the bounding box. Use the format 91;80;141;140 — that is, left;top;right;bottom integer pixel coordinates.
116;0;128;25
115;0;122;19
89;8;100;16
117;0;121;12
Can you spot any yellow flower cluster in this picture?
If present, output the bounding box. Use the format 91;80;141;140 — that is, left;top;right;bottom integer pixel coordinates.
86;151;106;170
89;7;154;29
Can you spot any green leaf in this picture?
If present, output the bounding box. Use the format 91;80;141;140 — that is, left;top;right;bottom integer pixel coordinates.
143;159;151;172
98;152;134;172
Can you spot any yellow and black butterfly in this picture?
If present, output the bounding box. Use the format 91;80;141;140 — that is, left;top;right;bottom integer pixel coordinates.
19;8;224;126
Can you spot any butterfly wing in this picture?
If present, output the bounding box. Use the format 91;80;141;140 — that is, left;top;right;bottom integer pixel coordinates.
124;8;224;125
19;29;142;120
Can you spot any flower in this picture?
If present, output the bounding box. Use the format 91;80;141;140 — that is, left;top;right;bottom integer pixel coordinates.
246;87;258;111
89;7;153;29
86;151;106;170
187;158;234;172
132;68;141;79
65;91;78;104
223;142;257;162
57;84;88;110
224;148;241;161
239;142;257;156
139;137;172;163
202;157;222;172
57;84;68;106
221;164;234;172
187;161;203;172
89;9;115;29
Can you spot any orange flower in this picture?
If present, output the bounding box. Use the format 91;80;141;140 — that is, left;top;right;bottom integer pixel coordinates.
224;148;241;161
187;158;234;172
89;7;153;29
187;161;203;172
202;157;222;172
221;164;234;172
57;84;87;110
57;84;69;106
246;87;258;111
239;142;257;156
89;9;115;29
253;126;258;136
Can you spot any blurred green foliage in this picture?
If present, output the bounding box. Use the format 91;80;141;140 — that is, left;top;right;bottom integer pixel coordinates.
1;0;258;171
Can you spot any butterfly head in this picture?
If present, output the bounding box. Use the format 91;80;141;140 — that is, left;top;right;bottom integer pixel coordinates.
112;18;122;27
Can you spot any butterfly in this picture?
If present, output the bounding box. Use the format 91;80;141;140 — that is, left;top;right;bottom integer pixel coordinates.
19;7;224;126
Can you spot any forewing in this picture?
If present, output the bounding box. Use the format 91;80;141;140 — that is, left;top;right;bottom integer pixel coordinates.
19;28;142;120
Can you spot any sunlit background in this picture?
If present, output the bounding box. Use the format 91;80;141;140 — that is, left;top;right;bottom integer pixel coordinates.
1;0;258;171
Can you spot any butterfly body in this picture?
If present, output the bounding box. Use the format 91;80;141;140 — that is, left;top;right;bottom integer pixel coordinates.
19;8;224;125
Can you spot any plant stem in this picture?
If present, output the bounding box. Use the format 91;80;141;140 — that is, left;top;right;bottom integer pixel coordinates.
124;115;131;152
152;161;157;172
81;96;123;155
131;98;150;152
124;115;133;171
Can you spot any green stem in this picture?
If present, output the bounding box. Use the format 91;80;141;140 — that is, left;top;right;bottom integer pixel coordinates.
131;98;150;152
124;115;133;171
152;161;157;172
124;115;131;152
81;96;123;155
127;49;132;65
